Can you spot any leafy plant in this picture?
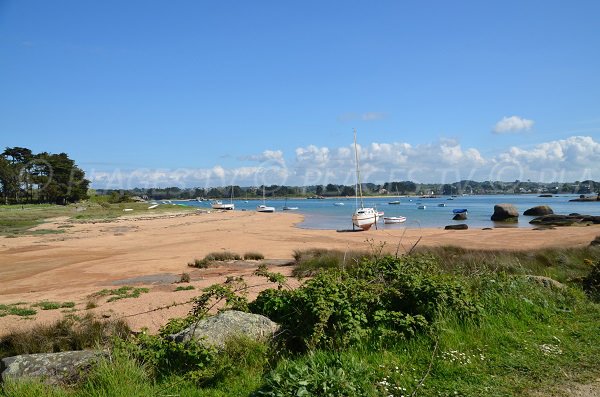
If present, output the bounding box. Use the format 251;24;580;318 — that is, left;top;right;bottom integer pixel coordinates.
33;301;75;310
174;285;195;291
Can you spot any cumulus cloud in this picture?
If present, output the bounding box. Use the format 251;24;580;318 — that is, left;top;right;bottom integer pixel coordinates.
493;116;534;134
87;136;600;188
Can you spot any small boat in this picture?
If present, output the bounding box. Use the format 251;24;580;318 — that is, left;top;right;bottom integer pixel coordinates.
388;200;401;205
333;202;345;206
383;216;407;224
437;203;446;207
210;200;234;210
257;186;275;213
452;208;468;214
447;198;454;200
351;130;378;231
417;204;426;209
282;198;298;211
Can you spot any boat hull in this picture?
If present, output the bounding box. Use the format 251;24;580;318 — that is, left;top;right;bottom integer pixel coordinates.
383;216;407;224
352;207;379;230
257;205;275;213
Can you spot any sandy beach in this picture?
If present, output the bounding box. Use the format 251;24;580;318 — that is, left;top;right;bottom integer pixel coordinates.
1;210;599;335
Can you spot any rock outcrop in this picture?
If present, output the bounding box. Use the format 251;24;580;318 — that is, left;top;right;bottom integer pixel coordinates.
525;275;565;289
523;205;554;216
170;310;279;347
452;212;467;220
529;214;600;227
445;224;468;230
491;204;519;222
0;350;104;385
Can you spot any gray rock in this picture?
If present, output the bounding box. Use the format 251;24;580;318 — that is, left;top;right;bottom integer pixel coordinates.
452;212;467;220
529;214;599;226
170;310;279;347
445;224;468;230
491;204;519;222
0;350;104;385
591;236;600;246
523;205;554;216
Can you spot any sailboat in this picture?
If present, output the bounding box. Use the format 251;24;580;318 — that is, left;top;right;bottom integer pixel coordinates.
282;197;298;211
351;129;378;230
211;185;235;210
256;186;275;213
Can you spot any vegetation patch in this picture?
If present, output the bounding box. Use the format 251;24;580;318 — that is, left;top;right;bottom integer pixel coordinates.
291;247;373;277
92;286;149;302
174;285;195;291
243;252;265;260
205;251;242;261
0;313;130;359
32;301;75;310
0;303;37;318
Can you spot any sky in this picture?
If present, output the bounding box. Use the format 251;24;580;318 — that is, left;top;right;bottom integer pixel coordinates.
1;0;599;189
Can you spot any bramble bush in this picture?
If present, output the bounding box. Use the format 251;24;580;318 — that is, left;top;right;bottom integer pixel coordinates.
250;254;480;351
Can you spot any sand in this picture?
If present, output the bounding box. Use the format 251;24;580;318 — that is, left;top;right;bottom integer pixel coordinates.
1;210;599;336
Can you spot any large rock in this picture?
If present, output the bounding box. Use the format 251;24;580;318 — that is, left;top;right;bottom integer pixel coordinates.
445;224;468;230
529;214;600;226
491;204;519;222
590;236;600;246
170;310;279;347
525;275;565;289
452;212;467;220
0;350;104;385
523;205;554;216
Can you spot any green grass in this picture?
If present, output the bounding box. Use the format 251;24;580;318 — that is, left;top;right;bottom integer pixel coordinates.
0;202;195;236
92;286;149;302
2;250;600;397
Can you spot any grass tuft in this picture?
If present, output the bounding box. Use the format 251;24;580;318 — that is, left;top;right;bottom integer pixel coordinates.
244;252;265;260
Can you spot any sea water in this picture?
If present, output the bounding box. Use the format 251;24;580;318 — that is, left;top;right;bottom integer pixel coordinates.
174;195;599;230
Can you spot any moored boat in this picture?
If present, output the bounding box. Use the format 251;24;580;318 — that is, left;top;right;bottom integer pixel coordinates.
383;216;407;224
452;208;468;214
351;129;378;230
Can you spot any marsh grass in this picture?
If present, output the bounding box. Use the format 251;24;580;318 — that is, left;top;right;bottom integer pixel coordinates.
243;252;265;260
188;252;242;269
174;285;195;291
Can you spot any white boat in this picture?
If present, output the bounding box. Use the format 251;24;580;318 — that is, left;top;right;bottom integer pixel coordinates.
437;203;446;207
351;129;378;230
333;202;345;206
257;186;275;213
388;200;401;205
282;198;298;210
211;186;235;210
383;216;407;224
417;204;426;209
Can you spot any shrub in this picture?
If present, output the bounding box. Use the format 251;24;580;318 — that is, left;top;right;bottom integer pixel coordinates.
178;272;191;283
582;259;600;301
32;301;75;310
174;285;195;291
243;252;265;260
93;286;149;302
0;304;36;317
205;251;242;261
188;258;209;268
250;255;479;351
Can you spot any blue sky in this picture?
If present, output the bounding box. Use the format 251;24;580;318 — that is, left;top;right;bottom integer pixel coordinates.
1;1;599;188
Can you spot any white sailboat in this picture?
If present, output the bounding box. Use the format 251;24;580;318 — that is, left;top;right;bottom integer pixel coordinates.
211;185;235;210
257;186;275;213
351;129;378;230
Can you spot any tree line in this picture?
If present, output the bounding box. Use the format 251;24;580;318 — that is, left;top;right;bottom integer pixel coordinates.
0;147;89;205
98;179;598;201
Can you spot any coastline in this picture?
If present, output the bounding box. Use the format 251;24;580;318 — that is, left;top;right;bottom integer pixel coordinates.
1;210;598;335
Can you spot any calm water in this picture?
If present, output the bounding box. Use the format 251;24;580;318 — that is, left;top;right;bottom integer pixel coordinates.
174;195;599;230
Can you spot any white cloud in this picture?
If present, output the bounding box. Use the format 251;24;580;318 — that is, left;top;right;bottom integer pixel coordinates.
240;150;286;167
493;116;534;134
361;112;387;121
87;136;600;188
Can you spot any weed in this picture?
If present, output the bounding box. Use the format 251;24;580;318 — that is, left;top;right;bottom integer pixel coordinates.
188;258;209;268
205;251;242;261
0;304;37;317
33;301;75;311
178;272;191;283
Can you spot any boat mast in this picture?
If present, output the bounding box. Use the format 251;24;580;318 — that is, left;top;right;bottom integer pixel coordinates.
353;129;365;209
